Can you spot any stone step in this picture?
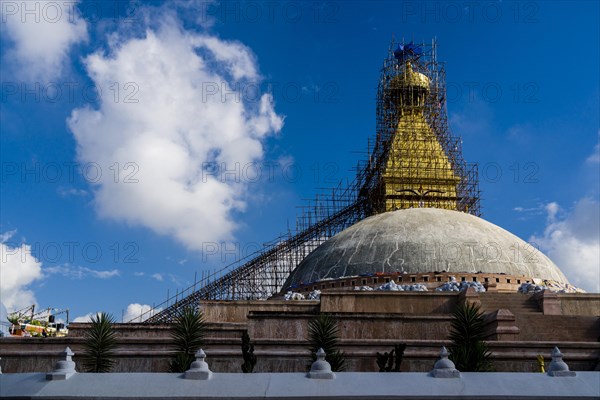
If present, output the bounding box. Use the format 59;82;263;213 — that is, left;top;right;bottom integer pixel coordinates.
480;298;535;302
482;311;540;315
484;310;540;315
480;303;538;308
481;300;536;303
479;302;540;313
477;294;541;314
481;305;538;309
479;298;537;303
482;308;537;310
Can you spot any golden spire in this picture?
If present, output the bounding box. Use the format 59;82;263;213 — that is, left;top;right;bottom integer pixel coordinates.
382;64;460;212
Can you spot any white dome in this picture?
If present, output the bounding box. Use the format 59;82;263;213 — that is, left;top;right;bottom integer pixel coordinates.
284;208;568;288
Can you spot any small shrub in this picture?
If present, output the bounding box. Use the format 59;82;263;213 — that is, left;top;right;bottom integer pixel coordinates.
307;313;346;372
168;306;206;373
448;302;492;371
81;312;117;373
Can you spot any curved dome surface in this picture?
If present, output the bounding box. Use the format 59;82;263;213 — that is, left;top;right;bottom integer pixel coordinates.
284;208;568;289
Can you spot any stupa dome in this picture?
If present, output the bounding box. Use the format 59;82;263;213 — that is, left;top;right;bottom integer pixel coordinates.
283;208;568;289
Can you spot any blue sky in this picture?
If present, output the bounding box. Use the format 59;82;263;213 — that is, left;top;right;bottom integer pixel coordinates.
1;0;598;324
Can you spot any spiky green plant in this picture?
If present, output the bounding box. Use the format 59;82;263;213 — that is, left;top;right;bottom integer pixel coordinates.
81;312;117;373
448;302;492;372
168;306;206;372
307;313;346;372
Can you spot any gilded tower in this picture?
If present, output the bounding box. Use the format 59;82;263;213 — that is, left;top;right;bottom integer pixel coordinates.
370;41;479;215
382;62;460;211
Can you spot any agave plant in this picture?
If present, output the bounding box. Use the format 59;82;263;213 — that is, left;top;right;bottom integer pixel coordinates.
168;306;206;372
81;312;117;373
307;313;346;372
448;302;492;372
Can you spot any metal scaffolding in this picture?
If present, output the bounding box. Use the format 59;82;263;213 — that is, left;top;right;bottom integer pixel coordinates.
141;39;480;324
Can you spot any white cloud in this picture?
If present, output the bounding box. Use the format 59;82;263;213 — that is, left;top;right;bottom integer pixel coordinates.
0;231;43;311
123;303;160;323
513;204;545;215
586;131;600;164
0;230;17;243
45;264;120;279
134;271;180;284
588;147;600;164
530;198;600;292
57;187;88;198
0;303;9;333
84;268;119;279
67;14;283;252
72;312;100;323
545;202;560;221
513;204;547;221
1;0;88;81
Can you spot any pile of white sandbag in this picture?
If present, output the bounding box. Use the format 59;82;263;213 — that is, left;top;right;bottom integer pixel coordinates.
284;290;322;300
518;283;546;294
355;280;429;291
353;281;429;291
436;279;486;293
284;291;305;300
518;281;585;294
